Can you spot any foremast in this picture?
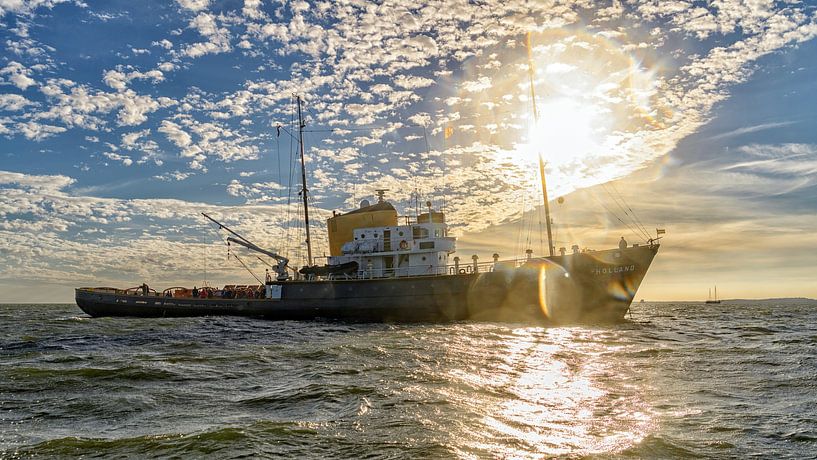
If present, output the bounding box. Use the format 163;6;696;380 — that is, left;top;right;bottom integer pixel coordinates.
526;32;555;257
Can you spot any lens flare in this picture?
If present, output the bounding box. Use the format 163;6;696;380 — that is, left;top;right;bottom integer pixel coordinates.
537;263;549;319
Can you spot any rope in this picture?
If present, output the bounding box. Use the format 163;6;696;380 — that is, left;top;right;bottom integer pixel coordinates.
603;183;651;241
591;190;644;242
610;183;652;239
232;252;263;284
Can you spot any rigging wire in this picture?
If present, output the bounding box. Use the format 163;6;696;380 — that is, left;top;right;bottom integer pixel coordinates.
590;190;645;242
231;252;264;284
515;191;526;257
303;123;434;133
203;216;259;283
602;183;651;241
610;182;652;239
284;97;297;261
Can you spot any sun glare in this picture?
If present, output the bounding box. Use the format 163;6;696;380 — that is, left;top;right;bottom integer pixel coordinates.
526;98;603;170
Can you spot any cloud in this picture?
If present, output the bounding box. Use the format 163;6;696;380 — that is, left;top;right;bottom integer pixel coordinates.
0;0;78;17
103;68;164;91
545;62;575;74
183;12;231;58
176;0;208;12
2;1;817;299
103;151;134;166
394;74;435;89
0;61;36;90
461;76;493;92
0;93;35;110
15;121;66;140
154;170;193;181
706;122;798;141
158;119;192;147
723;144;817;183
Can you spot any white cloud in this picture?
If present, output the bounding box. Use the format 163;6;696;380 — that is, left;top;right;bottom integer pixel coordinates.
0;0;77;17
103;68;164;91
184;12;231;58
461;76;493;93
154;38;174;49
545;62;576;74
103;151;133;166
154;170;193;181
394;74;435;90
16;121;66;140
0;61;36;90
158;120;192;147
176;0;208;12
0;93;35;110
242;0;264;20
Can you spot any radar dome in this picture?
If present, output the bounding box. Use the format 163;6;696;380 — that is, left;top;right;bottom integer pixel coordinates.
359;199;371;208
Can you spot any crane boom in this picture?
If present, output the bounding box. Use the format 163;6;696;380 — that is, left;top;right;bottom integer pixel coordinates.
202;212;290;280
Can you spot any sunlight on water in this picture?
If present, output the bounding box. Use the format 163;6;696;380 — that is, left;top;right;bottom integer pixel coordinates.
449;327;653;458
5;302;817;458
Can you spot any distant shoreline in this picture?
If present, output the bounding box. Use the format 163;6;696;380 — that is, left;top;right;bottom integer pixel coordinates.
636;297;817;303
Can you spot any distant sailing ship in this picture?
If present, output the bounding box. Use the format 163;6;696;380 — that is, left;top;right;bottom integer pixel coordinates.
705;286;722;304
75;35;661;324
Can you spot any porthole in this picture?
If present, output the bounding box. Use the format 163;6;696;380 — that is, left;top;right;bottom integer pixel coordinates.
422;256;426;261
361;234;366;238
398;231;404;237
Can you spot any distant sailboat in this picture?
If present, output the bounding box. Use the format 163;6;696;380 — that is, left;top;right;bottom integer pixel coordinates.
705;286;721;304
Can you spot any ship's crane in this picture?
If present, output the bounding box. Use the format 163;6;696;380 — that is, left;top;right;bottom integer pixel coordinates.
201;213;291;281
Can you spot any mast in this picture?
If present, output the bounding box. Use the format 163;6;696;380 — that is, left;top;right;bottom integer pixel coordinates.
715;285;718;301
526;32;555;257
296;95;313;266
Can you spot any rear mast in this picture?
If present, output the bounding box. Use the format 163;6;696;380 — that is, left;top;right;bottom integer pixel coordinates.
526;32;555;257
297;95;313;266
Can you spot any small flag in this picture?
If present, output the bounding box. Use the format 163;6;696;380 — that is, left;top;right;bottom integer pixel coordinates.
444;126;454;139
656;228;666;235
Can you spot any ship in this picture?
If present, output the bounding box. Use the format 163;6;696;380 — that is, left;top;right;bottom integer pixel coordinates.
75;98;660;324
75;35;661;324
75;194;659;323
705;286;722;304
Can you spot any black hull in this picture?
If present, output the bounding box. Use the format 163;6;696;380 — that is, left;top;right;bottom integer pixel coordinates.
76;245;658;324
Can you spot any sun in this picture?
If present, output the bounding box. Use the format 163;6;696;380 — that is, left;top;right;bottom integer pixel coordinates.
525;98;603;171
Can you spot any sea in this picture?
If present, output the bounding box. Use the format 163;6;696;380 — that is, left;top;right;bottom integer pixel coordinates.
1;300;815;459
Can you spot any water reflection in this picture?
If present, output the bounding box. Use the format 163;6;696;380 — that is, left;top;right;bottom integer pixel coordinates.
447;326;653;458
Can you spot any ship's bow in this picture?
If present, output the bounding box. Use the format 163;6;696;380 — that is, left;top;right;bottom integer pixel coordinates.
465;244;659;324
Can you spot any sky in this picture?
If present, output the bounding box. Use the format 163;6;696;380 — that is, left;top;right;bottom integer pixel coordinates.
1;0;816;302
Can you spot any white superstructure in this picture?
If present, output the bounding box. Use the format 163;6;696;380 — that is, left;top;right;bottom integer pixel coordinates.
328;211;455;278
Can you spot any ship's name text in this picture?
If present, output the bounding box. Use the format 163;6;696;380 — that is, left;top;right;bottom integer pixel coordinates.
592;265;636;275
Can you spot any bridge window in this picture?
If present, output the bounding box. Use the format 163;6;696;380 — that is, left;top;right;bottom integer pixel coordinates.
413;227;429;239
419;242;434;249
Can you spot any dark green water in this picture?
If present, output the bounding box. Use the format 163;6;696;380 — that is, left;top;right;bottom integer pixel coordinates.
1;301;816;458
